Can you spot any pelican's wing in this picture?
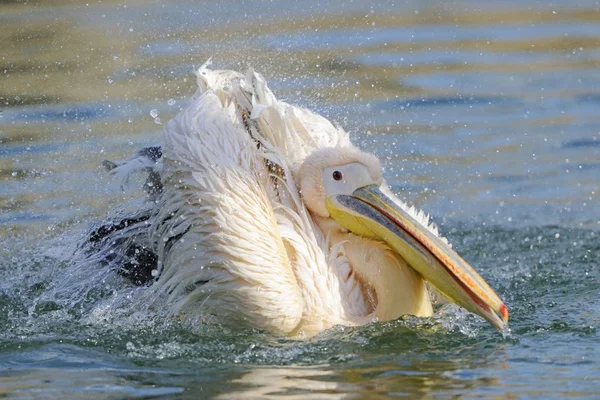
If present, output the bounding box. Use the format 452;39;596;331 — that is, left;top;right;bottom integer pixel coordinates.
242;69;353;170
146;89;304;334
194;63;352;171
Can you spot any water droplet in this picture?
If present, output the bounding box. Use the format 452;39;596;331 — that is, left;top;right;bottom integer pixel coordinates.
167;98;176;106
154;117;162;125
150;109;158;118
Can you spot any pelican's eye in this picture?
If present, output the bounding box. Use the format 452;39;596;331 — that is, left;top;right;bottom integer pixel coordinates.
332;170;343;181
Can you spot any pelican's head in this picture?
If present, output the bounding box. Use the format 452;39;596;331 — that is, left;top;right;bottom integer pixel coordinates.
298;147;509;331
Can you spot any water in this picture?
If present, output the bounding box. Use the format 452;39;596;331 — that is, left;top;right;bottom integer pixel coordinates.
1;0;599;398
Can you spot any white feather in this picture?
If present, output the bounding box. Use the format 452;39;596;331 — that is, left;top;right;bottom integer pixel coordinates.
100;63;451;336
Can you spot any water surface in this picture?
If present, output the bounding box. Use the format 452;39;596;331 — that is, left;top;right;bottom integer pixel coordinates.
1;0;599;398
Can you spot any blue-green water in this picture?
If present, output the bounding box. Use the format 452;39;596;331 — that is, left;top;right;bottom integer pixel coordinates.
1;1;599;398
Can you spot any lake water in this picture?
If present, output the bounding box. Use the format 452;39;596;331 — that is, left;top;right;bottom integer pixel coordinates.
1;0;599;398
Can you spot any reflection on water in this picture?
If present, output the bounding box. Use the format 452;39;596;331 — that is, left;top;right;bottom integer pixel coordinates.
217;355;505;399
1;0;599;398
217;368;352;400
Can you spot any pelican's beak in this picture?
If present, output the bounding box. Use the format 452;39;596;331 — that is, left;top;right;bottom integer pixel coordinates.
326;185;509;330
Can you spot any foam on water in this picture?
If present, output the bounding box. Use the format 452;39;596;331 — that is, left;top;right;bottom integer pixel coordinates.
1;219;598;396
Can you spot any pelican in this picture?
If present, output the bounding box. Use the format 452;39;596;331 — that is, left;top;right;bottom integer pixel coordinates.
92;61;508;337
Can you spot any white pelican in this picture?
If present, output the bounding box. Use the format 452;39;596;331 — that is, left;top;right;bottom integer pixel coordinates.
93;61;508;337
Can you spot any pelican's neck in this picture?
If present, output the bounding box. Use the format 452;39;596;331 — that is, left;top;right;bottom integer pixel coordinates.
314;216;434;323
